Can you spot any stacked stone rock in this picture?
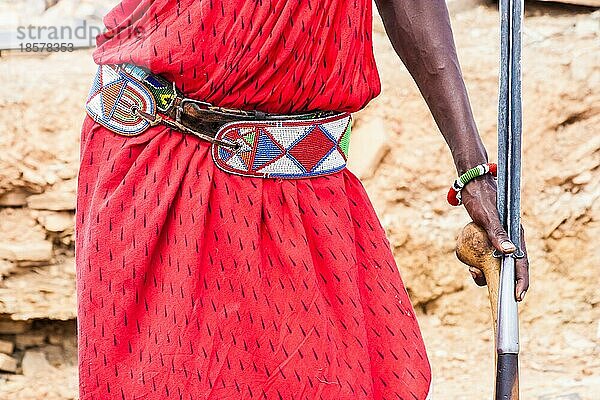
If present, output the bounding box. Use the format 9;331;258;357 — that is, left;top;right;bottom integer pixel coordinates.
0;171;79;400
0;178;77;381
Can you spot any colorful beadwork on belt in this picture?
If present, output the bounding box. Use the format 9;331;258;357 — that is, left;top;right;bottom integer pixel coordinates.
447;162;498;206
211;113;352;179
85;65;157;136
121;64;177;112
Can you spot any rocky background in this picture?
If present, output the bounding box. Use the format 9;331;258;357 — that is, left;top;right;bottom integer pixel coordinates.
0;0;598;399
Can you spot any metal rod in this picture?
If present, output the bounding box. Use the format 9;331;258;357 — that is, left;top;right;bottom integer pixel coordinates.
508;0;524;247
495;0;523;398
497;0;511;230
497;257;519;355
498;0;522;356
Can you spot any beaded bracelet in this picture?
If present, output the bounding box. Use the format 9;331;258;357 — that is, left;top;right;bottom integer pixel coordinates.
447;163;498;206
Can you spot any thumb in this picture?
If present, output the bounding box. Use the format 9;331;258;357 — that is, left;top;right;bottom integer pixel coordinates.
485;218;516;254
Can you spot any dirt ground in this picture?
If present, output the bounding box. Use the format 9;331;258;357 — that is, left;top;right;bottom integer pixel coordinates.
0;1;598;399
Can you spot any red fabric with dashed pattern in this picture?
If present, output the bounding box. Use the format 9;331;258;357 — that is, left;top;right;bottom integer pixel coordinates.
76;1;432;399
92;0;382;114
76;120;432;399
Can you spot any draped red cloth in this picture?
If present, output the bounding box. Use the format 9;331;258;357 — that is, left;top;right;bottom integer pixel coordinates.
76;1;432;399
93;0;382;114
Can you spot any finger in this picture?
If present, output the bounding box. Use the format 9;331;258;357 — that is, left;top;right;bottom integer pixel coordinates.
483;213;516;255
515;256;529;301
469;267;487;286
515;226;530;301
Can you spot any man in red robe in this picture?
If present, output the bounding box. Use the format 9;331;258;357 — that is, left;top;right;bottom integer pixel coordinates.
75;0;530;399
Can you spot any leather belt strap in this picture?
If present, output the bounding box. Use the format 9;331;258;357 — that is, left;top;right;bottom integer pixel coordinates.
118;63;339;146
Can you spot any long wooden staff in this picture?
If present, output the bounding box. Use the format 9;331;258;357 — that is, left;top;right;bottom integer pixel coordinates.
456;0;524;398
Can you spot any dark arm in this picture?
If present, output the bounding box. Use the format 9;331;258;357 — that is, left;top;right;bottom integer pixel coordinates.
374;0;529;300
373;0;486;174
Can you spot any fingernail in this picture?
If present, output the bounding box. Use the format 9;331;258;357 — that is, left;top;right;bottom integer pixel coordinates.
520;291;527;301
501;241;516;252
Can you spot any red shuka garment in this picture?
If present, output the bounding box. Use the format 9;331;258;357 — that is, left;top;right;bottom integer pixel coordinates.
76;1;433;399
92;0;381;114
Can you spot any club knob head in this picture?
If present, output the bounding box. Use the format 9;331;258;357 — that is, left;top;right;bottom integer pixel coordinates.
455;222;497;275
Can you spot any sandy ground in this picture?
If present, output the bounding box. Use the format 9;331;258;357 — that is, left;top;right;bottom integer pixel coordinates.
0;1;598;399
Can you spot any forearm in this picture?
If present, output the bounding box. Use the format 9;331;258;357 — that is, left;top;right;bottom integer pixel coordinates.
373;0;488;174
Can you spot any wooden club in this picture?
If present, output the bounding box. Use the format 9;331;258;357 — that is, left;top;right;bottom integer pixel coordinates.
455;222;519;398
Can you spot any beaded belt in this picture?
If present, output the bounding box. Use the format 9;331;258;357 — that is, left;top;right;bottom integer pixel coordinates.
84;64;352;179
